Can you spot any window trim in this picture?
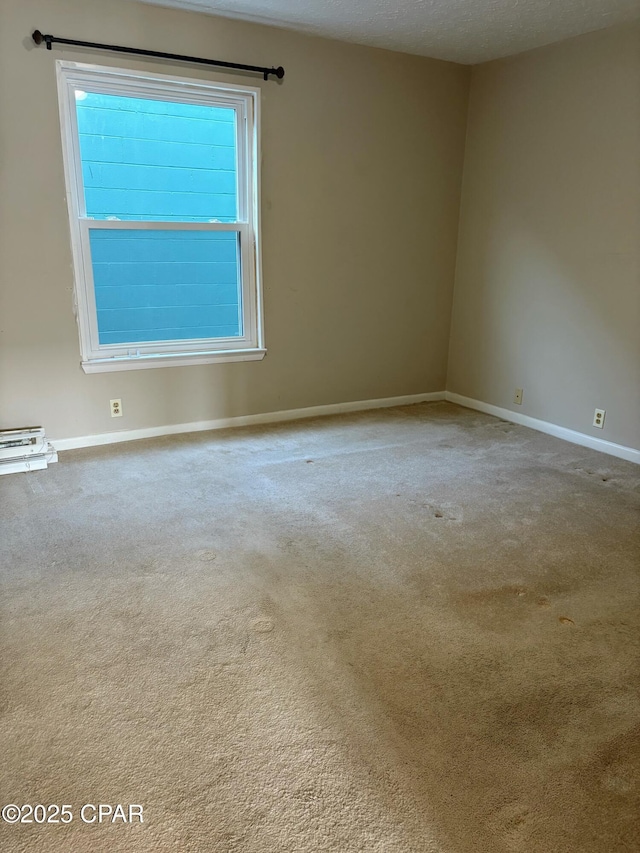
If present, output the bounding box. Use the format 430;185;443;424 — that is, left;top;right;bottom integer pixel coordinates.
55;60;265;372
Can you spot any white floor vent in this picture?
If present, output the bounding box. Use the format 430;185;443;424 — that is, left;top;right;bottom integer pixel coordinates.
0;427;58;476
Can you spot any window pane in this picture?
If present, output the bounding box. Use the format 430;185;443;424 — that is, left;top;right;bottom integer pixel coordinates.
89;229;242;344
75;92;237;222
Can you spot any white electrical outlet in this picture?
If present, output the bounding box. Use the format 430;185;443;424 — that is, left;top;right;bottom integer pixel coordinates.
593;408;605;429
110;399;123;418
514;388;523;405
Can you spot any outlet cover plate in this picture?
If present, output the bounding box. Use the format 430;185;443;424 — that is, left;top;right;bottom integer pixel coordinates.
593;408;605;429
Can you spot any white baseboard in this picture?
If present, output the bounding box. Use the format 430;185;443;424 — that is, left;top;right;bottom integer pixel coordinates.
445;392;640;465
52;392;446;452
48;390;640;463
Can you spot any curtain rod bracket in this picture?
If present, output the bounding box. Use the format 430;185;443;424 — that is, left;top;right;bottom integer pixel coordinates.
31;30;284;80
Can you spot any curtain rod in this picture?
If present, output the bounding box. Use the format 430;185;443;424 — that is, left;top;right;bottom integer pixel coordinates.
31;30;285;81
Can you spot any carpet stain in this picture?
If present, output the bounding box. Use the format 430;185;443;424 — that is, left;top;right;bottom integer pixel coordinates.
405;497;462;522
250;617;275;634
196;549;217;562
498;814;531;852
292;787;321;805
455;585;531;605
488;800;531;836
601;770;633;794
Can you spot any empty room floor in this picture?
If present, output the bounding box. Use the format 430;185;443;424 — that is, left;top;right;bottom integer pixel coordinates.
1;402;639;852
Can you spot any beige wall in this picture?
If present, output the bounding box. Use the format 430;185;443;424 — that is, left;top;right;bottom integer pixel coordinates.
0;0;469;441
448;24;640;451
3;2;637;452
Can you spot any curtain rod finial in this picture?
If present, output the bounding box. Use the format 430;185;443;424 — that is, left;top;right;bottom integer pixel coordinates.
32;30;53;49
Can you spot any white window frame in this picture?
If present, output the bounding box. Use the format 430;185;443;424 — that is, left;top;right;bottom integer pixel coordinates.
56;61;265;373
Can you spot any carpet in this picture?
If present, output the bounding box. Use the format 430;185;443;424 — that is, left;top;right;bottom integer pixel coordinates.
1;402;639;852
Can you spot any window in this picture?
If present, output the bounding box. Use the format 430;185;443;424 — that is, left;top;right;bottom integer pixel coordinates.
56;62;264;372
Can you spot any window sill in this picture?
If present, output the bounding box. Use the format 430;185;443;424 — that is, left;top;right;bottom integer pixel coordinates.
81;348;266;373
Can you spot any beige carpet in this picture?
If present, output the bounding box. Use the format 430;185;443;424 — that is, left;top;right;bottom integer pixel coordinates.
1;402;639;852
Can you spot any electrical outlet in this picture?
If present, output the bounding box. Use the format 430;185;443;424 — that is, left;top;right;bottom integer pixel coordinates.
110;399;123;418
514;388;523;405
593;408;605;429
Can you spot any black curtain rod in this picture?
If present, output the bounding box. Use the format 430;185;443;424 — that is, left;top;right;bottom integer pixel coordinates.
32;30;284;81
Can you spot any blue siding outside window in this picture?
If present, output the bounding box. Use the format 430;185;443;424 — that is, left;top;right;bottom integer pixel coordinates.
76;93;237;221
74;92;241;344
90;230;242;344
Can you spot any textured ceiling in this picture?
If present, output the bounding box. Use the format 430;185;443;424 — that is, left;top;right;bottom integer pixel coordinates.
128;0;640;64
